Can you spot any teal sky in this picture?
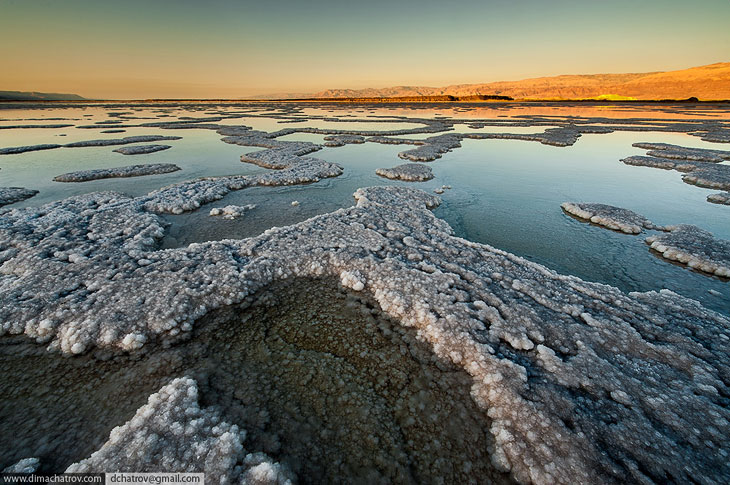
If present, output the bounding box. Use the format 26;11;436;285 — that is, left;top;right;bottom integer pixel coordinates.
1;0;728;99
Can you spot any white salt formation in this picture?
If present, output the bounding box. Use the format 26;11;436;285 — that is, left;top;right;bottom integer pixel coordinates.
0;124;73;130
0;187;38;206
209;204;256;219
398;134;462;161
621;142;730;195
0;186;728;484
66;378;293;485
646;224;730;277
561;202;661;234
112;144;171;155
0;136;181;155
708;192;730;205
64;135;182;148
3;458;39;474
375;163;434;181
0;144;63;155
622;155;730;191
632;142;730;163
323;134;365;147
53;164;181;182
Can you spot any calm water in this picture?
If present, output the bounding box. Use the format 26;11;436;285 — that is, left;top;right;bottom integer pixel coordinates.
1;103;729;314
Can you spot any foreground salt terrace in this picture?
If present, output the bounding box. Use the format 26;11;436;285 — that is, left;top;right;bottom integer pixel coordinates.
0;185;728;484
561;202;662;234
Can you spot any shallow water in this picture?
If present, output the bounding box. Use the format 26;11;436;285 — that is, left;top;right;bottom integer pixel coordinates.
1;102;729;314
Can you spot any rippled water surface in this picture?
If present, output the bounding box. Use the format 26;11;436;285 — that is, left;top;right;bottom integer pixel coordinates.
1;102;729;314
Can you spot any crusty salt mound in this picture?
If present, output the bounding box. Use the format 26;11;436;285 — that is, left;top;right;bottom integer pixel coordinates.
0;124;73;130
561;202;661;234
119;127;343;214
398;133;462;161
646;224;730;277
622;142;730;193
210;204;256;219
53;163;181;182
112;144;171;155
622;155;730;191
0;136;181;155
632;142;730;163
64;135;182;148
375;163;434;181
323;134;365;147
0;144;63;155
0;187;38;206
708;192;730;205
65;377;293;484
1;186;728;484
3;458;39;474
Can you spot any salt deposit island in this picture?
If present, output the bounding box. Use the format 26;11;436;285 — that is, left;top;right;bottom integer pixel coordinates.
0;103;729;485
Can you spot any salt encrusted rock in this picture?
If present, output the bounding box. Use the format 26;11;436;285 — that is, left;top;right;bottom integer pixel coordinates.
64;135;181;148
708;192;730;205
0;187;38;206
323;134;365;147
622;155;730;190
633;142;730;163
561;202;661;234
366;136;424;146
53;164;181;182
3;458;40;473
375;163;433;181
398;134;462;162
0;124;73;130
209;204;256;219
141;156;341;215
290;200;299;206
1;186;728;484
129;128;342;215
112;144;171;155
0;144;62;155
646;224;730;277
681;164;730;190
66;377;293;484
697;129;730;143
463;125;592;147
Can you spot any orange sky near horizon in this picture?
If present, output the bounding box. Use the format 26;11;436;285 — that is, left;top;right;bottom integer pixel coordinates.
1;0;729;99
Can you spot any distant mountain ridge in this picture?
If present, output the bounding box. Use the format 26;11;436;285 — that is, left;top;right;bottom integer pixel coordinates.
312;63;730;101
0;90;85;101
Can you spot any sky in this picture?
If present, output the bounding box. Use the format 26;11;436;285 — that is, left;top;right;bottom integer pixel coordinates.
1;0;729;99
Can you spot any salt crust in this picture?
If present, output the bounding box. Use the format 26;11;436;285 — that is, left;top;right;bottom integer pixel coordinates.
561;202;661;234
53;164;181;182
375;163;434;181
210;204;256;220
65;377;293;484
646;224;730;277
0;187;38;206
1;185;728;484
112;144;172;155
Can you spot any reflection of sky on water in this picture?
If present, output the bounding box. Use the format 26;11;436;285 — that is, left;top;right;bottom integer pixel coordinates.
1;105;728;314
